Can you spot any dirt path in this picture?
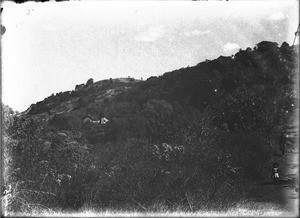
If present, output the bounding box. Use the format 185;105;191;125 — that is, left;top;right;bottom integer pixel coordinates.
273;122;299;214
247;124;299;215
272;137;299;213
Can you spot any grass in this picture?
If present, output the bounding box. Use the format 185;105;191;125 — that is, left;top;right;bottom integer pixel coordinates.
3;200;296;217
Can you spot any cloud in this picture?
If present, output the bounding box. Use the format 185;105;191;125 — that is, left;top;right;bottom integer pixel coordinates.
184;29;210;37
135;25;165;42
269;11;285;21
223;42;240;53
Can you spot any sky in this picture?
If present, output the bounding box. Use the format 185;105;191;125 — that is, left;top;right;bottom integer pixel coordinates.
1;0;299;112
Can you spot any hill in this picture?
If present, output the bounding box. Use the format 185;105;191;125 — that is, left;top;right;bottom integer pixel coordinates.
2;41;298;214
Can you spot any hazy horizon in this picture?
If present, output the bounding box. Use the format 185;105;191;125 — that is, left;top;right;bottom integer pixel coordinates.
2;0;299;112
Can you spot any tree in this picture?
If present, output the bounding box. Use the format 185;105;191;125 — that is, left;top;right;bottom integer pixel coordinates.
86;78;94;87
142;99;175;144
216;86;265;132
255;41;278;53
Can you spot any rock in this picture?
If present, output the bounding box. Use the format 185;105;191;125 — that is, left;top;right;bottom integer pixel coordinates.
58;132;68;137
43;141;51;151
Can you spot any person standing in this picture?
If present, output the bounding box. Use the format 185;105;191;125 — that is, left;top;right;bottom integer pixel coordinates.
271;163;279;183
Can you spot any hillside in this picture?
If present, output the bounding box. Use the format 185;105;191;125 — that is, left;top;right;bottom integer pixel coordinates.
2;41;299;214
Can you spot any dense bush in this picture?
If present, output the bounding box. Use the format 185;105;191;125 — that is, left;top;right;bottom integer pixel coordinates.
3;112;92;213
49;113;82;131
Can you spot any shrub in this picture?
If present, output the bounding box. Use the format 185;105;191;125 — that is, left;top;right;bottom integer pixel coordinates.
49;113;82;131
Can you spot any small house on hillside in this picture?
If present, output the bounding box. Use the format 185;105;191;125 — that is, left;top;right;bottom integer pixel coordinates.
101;117;109;124
83;115;109;125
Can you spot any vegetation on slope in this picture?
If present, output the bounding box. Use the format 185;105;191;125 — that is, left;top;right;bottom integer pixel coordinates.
2;41;298;214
